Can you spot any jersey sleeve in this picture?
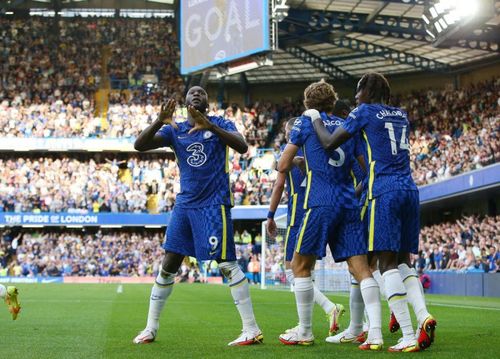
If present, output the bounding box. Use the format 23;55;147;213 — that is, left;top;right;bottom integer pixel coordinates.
211;116;238;132
156;125;174;147
288;117;307;147
342;105;369;135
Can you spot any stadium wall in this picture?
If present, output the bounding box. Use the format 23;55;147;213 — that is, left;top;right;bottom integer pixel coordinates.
425;271;500;298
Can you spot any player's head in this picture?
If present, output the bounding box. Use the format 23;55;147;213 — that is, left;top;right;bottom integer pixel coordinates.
303;79;338;113
185;86;208;113
285;117;298;141
333;99;351;119
355;72;390;105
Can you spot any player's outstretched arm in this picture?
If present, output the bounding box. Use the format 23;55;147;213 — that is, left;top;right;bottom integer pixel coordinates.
187;106;248;154
266;171;286;238
134;99;176;152
277;144;299;173
312;119;352;151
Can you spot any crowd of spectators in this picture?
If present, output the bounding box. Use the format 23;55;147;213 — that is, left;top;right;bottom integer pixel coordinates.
106;18;183;103
0;80;498;211
415;215;500;272
1;17;498;192
0;154;179;213
0;17;183;137
2;213;497;278
397;79;499;185
1;18;105;105
1;82;497;190
0;229;164;277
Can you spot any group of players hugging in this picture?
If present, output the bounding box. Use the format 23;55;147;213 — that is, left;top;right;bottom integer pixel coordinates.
127;72;437;352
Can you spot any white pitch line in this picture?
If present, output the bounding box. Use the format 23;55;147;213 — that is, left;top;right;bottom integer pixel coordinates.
427;302;500;311
117;285;123;294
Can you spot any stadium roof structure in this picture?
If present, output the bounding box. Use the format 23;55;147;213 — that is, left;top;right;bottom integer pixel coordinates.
208;0;500;84
3;0;499;84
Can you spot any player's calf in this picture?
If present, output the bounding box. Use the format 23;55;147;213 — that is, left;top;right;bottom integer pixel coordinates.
133;269;176;344
219;261;262;345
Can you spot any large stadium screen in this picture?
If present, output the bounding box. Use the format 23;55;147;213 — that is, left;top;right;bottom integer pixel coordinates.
180;0;270;75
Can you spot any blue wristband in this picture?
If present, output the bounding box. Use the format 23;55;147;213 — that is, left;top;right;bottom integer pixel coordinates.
267;211;275;219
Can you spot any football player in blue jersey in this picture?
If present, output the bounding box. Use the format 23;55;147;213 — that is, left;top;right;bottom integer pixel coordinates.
266;117;345;337
277;80;383;350
311;73;436;352
132;86;262;346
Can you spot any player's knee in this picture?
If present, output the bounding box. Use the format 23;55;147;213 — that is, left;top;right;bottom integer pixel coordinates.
162;251;184;273
378;262;397;274
378;252;398;274
397;252;412;267
218;261;246;286
369;256;378;273
291;256;314;277
347;256;372;282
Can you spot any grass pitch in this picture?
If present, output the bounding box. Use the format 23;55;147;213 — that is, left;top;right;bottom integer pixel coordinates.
2;283;499;359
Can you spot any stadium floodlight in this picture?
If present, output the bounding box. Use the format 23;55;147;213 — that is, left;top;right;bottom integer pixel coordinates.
215;55;273;79
434;21;443;33
426;29;436;39
423;0;495;47
438;18;448;31
272;0;289;22
429;6;438;19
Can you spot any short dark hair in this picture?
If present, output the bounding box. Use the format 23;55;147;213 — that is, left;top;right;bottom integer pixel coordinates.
303;79;338;113
333;99;351;117
357;72;391;104
286;117;298;128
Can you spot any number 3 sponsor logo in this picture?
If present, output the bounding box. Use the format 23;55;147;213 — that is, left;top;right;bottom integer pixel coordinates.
186;142;207;167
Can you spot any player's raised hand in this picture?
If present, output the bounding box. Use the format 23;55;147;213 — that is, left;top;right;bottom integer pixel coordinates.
266;218;277;239
159;99;178;129
187;105;213;134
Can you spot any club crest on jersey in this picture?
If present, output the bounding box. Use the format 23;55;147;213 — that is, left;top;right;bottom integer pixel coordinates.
203;131;213;139
294;119;302;126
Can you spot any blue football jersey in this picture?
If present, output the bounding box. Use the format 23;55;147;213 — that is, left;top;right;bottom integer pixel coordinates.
288;113;361;209
351;159;366;189
279;145;306;227
157;116;236;208
342;103;418;200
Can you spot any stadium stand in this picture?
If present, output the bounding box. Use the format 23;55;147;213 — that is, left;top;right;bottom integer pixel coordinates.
417;215;500;272
1;214;498;278
0;11;498;284
1;75;498;215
